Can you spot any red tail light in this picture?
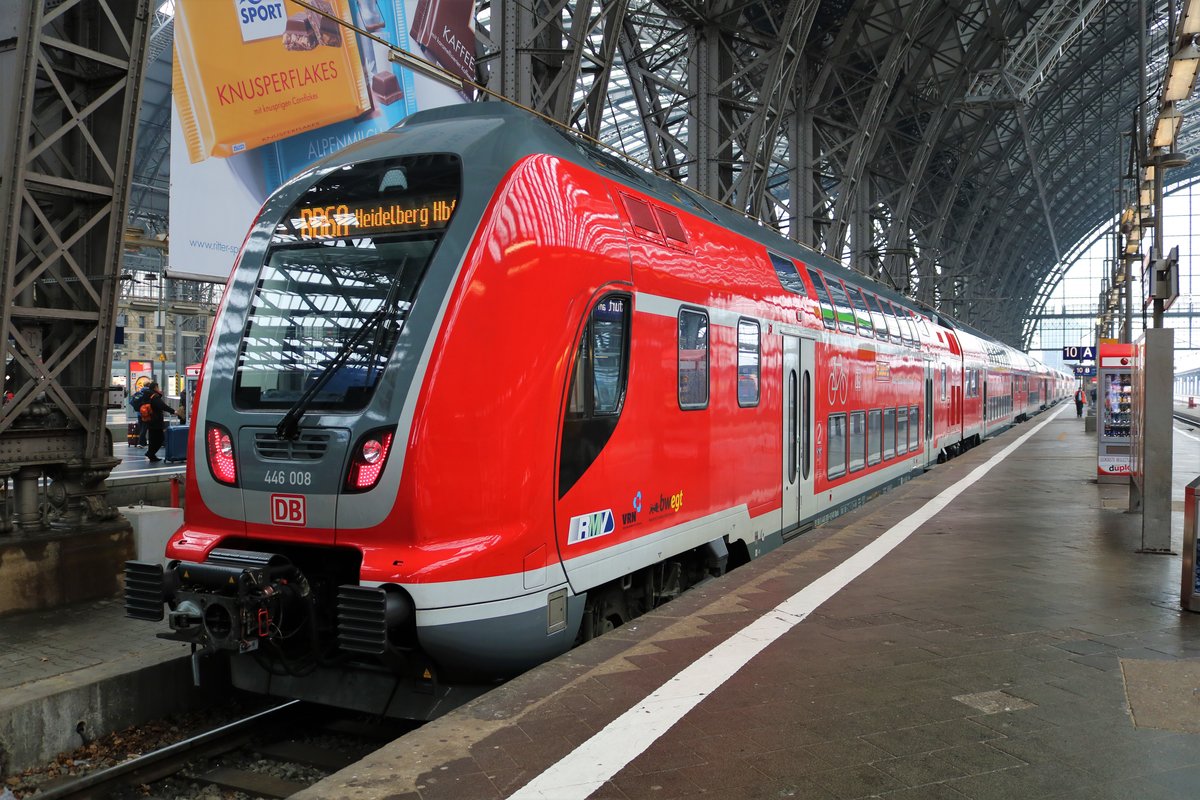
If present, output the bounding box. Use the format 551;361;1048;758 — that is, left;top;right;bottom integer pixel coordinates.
345;428;395;492
206;423;238;486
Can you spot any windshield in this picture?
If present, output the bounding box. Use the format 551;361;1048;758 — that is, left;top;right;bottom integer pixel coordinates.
233;154;460;411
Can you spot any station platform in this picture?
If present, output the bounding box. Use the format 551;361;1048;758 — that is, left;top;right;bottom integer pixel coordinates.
3;405;1199;798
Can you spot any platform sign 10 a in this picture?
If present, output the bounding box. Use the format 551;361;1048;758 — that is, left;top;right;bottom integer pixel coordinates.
1062;345;1096;361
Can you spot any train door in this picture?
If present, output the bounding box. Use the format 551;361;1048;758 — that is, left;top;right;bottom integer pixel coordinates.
781;334;814;535
924;362;935;468
982;377;988;434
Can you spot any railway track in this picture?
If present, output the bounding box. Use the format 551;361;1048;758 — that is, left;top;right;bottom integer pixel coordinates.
29;700;411;800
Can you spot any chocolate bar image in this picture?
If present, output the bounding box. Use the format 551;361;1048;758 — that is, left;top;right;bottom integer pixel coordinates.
308;0;343;47
371;70;403;105
282;12;318;51
410;0;476;99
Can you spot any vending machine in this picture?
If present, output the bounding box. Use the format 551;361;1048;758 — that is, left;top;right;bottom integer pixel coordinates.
1096;342;1135;482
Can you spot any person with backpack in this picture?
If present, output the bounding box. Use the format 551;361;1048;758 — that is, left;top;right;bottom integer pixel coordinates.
140;381;176;463
128;384;150;447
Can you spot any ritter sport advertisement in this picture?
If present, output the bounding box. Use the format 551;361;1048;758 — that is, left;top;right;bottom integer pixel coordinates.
169;0;476;282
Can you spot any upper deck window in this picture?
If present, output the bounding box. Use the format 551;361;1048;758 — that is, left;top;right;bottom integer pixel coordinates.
806;268;837;330
844;284;874;338
769;253;808;295
823;276;858;335
863;293;890;342
235;154;460;411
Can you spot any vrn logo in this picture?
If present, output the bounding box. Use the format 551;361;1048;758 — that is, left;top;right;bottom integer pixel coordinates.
235;0;288;42
567;509;615;545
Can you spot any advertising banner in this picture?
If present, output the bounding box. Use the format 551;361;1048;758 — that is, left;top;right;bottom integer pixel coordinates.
169;0;472;282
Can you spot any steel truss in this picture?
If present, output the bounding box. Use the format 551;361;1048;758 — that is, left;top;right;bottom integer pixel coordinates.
473;0;1183;350
0;0;150;531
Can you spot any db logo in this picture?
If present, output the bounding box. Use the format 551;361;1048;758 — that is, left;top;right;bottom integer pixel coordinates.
270;494;306;526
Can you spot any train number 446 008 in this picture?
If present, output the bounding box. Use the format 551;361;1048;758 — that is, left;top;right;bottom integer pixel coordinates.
263;469;312;486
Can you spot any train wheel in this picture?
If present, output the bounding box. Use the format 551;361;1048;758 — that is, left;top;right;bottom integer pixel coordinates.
577;587;627;644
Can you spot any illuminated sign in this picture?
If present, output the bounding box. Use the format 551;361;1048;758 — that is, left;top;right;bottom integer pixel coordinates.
287;195;457;239
1062;346;1096;361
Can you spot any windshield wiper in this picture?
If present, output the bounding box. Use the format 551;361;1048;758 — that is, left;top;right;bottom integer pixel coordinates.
275;276;405;441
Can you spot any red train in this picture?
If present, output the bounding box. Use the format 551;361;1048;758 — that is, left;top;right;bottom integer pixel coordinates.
125;103;1071;719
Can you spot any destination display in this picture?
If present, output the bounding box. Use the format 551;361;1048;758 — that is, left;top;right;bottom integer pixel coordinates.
283;195;457;239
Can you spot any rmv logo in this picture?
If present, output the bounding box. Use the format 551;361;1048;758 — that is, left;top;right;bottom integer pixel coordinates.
235;0;288;42
567;509;615;545
271;493;307;526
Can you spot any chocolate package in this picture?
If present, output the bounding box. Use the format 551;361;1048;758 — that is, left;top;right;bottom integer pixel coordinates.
409;0;477;99
174;0;370;162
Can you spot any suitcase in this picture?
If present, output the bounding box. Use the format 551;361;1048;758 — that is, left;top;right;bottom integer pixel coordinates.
164;424;189;462
126;422;139;446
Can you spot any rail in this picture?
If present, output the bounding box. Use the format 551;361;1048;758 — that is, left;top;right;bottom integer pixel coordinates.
33;700;301;800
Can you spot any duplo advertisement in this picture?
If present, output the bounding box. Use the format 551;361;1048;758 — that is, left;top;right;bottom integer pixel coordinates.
169;0;475;282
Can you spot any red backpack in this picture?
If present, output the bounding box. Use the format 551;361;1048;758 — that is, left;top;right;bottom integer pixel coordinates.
139;392;157;422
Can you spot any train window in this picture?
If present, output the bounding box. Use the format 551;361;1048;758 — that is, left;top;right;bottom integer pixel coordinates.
867;409;882;465
769;253;807;295
849;411;866;472
823;276;857;335
827;413;847;479
737;319;760;407
566;296;630;417
864;293;890;342
805;268;837;329
880;299;903;345
559;294;632;496
906;311;922;347
895;307;915;348
592;298;629;414
909;405;919;451
802;370;811;480
941;364;948;401
239;154;461;412
844;284;874;338
896;407;909;455
882;409;896;459
678;308;709;409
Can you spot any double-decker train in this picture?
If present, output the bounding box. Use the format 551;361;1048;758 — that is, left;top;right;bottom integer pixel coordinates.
125;103;1071;719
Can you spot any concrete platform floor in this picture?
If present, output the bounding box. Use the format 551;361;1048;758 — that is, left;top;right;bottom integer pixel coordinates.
294;408;1200;800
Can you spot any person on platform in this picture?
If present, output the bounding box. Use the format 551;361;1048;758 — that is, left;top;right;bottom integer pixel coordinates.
1074;386;1086;418
142;381;176;463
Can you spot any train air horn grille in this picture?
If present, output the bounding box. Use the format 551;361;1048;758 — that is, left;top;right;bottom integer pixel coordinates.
124;561;165;621
336;585;387;654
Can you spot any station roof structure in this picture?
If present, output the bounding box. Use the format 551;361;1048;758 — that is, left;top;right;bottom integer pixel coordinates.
128;0;1198;348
